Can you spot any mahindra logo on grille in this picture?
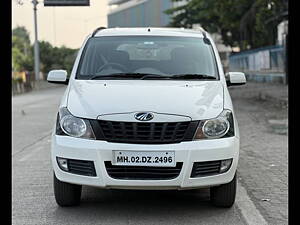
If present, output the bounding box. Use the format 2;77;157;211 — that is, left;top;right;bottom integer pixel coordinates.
135;112;154;121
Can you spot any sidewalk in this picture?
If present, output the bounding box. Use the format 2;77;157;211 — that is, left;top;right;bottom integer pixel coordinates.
12;80;62;96
229;81;288;224
229;81;288;108
230;81;288;135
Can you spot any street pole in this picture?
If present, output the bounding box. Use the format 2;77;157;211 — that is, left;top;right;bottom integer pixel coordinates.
285;34;288;85
32;0;40;81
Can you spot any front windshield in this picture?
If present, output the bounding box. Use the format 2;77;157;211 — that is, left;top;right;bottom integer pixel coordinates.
76;36;219;79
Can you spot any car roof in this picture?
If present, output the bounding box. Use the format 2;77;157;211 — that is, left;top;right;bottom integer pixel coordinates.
93;27;206;38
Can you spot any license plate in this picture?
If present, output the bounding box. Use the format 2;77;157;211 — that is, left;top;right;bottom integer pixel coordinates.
113;151;175;167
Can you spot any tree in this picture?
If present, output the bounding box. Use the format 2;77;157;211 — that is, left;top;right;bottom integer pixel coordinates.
165;0;288;50
12;26;31;43
12;26;33;71
49;45;78;74
39;40;55;73
12;26;78;75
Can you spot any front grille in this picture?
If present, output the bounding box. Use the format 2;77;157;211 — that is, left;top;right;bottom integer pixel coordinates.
89;120;199;144
105;161;183;180
68;159;96;177
190;160;221;178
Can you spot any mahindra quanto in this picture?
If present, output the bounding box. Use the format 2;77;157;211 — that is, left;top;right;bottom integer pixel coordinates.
48;27;246;207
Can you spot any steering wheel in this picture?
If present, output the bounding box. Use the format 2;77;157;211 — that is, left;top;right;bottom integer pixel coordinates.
96;62;127;74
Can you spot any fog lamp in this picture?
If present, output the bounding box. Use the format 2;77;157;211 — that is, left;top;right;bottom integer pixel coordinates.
220;159;233;173
57;157;68;171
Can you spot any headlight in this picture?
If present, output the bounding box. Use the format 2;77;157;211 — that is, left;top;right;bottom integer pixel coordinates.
60;115;87;137
194;109;234;140
56;107;95;139
202;118;229;138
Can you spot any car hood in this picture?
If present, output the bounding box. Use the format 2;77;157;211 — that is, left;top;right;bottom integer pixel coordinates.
67;80;224;121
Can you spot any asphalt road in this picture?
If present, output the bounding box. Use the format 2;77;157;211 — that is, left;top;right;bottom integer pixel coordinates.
12;84;287;225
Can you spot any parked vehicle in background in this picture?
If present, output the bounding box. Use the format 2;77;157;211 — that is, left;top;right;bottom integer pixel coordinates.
48;27;246;208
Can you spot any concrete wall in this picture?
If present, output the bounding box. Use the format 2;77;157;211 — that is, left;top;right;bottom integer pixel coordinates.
229;45;286;84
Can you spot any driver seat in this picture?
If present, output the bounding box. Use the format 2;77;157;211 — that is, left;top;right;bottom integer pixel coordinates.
108;50;130;70
170;47;197;74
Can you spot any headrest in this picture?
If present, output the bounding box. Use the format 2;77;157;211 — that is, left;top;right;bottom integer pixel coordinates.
172;46;205;61
109;50;130;63
171;47;195;61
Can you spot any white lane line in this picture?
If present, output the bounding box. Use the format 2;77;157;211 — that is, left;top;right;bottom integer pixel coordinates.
236;181;268;225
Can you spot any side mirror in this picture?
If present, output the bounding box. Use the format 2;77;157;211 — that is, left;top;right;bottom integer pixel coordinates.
47;70;69;85
225;72;246;86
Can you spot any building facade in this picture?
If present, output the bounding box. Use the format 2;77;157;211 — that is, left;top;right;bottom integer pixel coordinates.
107;0;179;28
107;0;231;71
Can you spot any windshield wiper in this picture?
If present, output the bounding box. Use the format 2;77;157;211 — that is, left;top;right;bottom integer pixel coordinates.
140;74;172;80
141;73;217;80
170;74;217;80
89;73;216;80
89;73;163;80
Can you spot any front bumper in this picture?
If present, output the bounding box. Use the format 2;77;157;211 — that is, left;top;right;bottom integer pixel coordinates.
51;134;239;190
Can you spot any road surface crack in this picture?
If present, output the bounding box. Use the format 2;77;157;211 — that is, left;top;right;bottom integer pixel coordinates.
12;130;52;157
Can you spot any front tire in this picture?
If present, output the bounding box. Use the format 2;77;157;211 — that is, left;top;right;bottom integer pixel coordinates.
210;173;236;207
53;173;82;207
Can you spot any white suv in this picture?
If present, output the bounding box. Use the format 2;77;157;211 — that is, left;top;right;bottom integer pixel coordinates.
48;27;246;207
